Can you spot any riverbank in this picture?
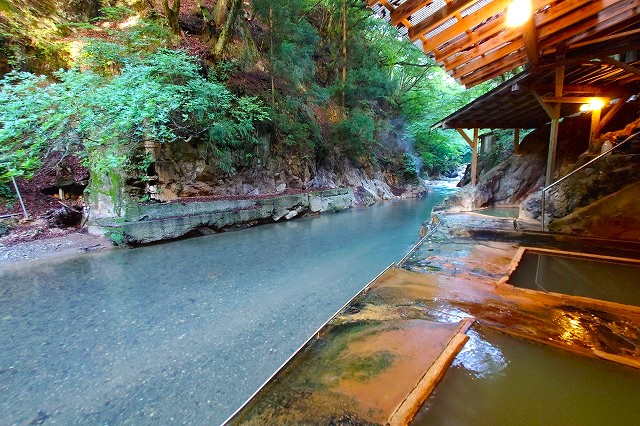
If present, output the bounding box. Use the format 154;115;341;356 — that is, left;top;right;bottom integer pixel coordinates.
0;230;112;267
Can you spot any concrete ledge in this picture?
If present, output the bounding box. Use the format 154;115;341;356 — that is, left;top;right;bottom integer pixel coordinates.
91;189;354;244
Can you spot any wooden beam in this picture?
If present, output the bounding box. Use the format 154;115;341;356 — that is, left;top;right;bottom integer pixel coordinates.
405;0;481;35
528;83;631;97
456;128;474;146
435;0;556;63
598;96;631;133
532;92;556;119
569;28;640;50
452;0;620;80
440;0;630;85
461;52;528;87
452;38;524;78
589;107;602;151
521;14;539;66
416;0;510;45
390;0;434;26
377;0;417;29
597;56;640;77
434;17;506;62
545;67;563;187
559;0;640;47
542;96;610;104
472;128;479;188
537;0;638;57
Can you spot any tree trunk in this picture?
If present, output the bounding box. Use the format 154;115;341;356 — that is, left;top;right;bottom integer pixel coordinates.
213;0;242;59
162;0;181;35
197;0;214;39
213;0;229;31
341;0;347;112
269;7;275;109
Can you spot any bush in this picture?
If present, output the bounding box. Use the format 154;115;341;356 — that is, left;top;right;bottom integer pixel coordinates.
332;109;375;160
0;49;269;182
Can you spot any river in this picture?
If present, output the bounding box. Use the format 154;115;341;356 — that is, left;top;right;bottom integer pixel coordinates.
0;186;455;425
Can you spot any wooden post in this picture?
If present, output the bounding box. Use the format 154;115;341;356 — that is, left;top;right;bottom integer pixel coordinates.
455;128;478;188
472;128;478;188
545;67;564;187
589;107;601;151
514;128;520;156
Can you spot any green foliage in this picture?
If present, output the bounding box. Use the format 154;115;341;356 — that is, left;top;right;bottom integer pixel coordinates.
332;109;375;160
96;6;135;21
0;49;269;183
402;152;419;181
0;182;16;209
413;125;470;177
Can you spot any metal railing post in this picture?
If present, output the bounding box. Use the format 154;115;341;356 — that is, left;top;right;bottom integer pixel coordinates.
5;164;29;219
539;131;639;232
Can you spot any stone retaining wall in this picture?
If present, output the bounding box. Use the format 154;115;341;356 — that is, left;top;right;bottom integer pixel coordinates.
89;189;354;244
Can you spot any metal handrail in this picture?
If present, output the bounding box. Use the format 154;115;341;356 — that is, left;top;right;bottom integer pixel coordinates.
541;131;640;231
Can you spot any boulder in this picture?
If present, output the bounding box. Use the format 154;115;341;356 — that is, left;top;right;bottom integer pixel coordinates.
548;180;640;240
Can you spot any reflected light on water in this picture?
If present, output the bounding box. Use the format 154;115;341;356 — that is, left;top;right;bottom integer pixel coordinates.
553;310;594;345
453;329;507;378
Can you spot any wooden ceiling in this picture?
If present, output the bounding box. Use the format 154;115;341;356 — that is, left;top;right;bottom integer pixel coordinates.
368;0;640;87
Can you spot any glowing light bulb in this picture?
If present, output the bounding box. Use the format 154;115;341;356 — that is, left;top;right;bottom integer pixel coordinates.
580;98;605;111
588;98;605;110
506;0;532;27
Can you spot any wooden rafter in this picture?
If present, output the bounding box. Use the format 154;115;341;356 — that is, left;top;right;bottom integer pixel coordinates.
368;0;640;88
390;0;434;26
418;0;510;47
406;0;481;37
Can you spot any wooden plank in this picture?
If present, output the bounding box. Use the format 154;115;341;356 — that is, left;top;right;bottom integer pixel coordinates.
559;0;640;47
462;56;528;87
444;0;597;73
538;0;637;54
404;0;481;35
416;0;510;45
387;332;470;426
460;50;527;87
436;0;555;63
434;17;506;62
440;0;620;81
452;38;524;78
569;28;640;50
390;0;435;26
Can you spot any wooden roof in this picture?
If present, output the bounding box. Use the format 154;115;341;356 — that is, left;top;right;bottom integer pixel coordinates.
368;0;640;88
433;58;640;128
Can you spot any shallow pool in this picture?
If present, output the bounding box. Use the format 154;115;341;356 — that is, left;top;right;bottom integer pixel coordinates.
473;206;520;218
508;250;640;307
412;326;640;425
